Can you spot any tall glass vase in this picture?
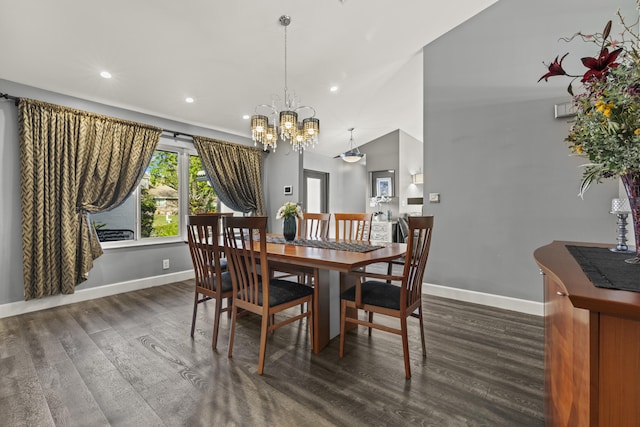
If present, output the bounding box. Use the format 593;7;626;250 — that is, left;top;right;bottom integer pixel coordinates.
283;216;297;242
621;172;640;264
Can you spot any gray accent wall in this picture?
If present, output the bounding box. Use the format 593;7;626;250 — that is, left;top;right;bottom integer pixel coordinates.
422;0;636;302
0;79;254;305
303;150;367;236
264;144;304;233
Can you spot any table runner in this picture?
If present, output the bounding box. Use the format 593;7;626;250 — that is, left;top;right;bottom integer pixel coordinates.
266;236;384;253
566;245;640;293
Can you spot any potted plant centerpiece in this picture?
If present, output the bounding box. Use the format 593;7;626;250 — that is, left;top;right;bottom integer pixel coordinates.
539;6;640;263
276;202;303;242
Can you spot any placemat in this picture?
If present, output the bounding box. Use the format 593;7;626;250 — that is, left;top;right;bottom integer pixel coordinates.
266;236;383;253
566;245;640;292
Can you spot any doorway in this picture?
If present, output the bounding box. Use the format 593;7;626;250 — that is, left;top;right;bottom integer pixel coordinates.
303;169;329;213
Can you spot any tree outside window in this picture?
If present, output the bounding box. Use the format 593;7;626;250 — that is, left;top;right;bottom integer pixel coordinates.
189;155;218;214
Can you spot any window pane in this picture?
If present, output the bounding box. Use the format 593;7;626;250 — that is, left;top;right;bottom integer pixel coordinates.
189;155;218;214
146;150;179;238
90;194;137;242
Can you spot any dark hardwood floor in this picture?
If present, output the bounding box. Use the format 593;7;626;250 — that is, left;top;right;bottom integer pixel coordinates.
0;280;544;426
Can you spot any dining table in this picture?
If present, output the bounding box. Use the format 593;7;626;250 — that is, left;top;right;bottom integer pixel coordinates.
262;236;407;353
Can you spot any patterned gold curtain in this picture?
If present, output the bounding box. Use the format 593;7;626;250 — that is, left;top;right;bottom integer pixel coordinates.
19;98;161;300
193;136;265;215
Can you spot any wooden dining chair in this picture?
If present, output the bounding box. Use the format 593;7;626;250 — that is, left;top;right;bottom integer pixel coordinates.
334;212;373;241
299;212;331;239
223;216;314;375
339;216;434;379
272;213;330;282
186;214;234;350
196;212;233;269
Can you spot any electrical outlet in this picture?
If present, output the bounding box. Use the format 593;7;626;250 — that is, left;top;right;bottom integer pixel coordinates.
162;259;170;269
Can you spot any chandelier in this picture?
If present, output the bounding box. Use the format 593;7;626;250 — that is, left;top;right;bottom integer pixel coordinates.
250;15;320;153
340;128;364;163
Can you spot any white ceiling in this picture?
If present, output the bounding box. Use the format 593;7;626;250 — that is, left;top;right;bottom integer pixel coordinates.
0;0;497;157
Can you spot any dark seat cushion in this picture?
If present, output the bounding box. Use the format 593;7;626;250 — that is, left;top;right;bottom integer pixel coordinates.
209;258;227;270
249;279;313;307
198;271;233;293
341;280;401;310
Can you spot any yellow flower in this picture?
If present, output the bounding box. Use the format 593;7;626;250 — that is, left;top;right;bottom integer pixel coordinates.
571;144;584;154
634;128;640;135
595;100;614;117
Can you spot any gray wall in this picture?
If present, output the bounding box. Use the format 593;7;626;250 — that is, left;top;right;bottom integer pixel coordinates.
360;130;401;218
303;150;367;236
0;79;255;305
398;130;423;215
264;144;304;233
422;0;635;301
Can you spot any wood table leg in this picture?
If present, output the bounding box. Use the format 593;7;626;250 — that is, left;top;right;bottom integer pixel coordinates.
312;268;330;353
340;271;358;332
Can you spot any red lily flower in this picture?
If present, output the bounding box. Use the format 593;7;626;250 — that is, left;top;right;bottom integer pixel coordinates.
538;53;569;82
581;47;623;82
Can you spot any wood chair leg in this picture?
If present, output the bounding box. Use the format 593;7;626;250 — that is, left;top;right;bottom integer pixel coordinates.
339;301;347;358
307;299;313;350
212;296;222;350
228;305;237;358
418;306;426;357
400;316;411;379
258;315;269;375
190;291;199;337
227;297;233;319
368;311;374;336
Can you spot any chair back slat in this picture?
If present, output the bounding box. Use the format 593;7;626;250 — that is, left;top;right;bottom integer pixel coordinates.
223;216;269;311
401;216;434;309
334;213;372;241
187;214;225;291
301;212;331;238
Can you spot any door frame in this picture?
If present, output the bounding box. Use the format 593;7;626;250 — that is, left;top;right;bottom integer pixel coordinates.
303;169;329;213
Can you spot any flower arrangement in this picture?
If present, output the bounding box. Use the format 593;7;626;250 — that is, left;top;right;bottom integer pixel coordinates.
539;6;640;195
276;202;303;220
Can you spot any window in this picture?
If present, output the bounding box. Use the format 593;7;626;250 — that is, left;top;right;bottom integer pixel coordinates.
91;140;219;245
189;155;218;214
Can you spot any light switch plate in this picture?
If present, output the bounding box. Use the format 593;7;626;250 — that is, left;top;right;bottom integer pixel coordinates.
428;193;440;203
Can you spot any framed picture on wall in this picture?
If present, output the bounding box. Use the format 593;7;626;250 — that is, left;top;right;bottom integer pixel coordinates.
376;177;393;197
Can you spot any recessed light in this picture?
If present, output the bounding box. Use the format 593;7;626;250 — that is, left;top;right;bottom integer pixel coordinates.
100;71;112;79
242;114;251;120
330;85;339;93
185;97;194;103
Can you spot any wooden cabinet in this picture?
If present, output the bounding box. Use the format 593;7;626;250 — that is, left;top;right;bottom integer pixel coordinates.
370;221;395;243
535;241;640;426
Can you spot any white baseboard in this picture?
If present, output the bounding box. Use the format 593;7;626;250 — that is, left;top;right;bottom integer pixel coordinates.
0;270;195;319
423;283;543;316
0;273;543;320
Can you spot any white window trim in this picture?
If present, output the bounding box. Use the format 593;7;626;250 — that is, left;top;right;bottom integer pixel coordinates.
98;137;197;249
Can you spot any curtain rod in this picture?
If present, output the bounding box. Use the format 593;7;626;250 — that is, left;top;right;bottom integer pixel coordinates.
0;92;19;106
162;129;194;139
0;93;259;149
0;94;195;137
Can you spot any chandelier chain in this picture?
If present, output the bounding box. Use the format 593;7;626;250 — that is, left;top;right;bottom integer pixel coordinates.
284;23;288;103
